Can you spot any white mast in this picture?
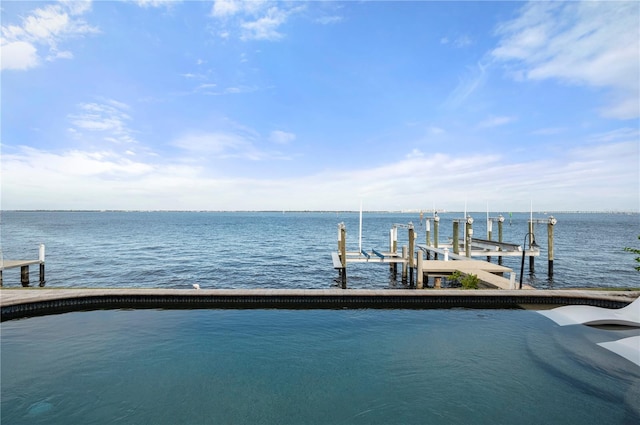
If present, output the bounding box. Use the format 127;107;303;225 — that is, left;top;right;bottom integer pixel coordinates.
359;200;363;253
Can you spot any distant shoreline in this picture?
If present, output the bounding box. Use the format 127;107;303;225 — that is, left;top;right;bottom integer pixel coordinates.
2;210;638;214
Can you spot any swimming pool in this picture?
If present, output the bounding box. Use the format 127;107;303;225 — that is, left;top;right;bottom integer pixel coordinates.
2;308;638;424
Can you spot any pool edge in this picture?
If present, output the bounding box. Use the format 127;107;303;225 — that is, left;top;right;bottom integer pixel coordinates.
2;288;638;321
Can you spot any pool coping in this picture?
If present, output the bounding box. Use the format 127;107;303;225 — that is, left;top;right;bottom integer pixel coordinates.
2;288;638;321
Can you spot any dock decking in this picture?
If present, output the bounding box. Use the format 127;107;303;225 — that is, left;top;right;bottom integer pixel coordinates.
1;288;637;321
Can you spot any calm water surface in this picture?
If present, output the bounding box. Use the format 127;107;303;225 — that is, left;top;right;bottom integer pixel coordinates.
0;211;638;289
2;308;639;424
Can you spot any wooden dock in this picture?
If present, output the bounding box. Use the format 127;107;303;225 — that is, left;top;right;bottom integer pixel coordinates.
0;245;46;287
332;216;555;289
333;252;521;290
419;259;519;290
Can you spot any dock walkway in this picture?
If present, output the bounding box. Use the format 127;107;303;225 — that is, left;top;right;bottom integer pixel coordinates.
419;260;518;290
2;288;637;321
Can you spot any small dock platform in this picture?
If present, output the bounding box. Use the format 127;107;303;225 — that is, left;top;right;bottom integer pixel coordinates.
1;244;46;287
420;259;519;290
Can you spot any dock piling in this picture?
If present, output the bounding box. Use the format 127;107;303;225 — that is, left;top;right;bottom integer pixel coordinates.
487;218;492;262
453;221;459;254
465;216;473;258
408;223;415;285
528;220;535;273
39;244;46;286
402;246;408;283
338;223;347;288
498;215;504;265
21;266;29;287
416;254;424;289
389;227;398;277
548;216;557;278
433;214;440;259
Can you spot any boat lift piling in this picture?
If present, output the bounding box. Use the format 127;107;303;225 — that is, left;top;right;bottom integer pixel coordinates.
423;213;440;260
486;214;505;263
526;216;557;279
465;217;473;258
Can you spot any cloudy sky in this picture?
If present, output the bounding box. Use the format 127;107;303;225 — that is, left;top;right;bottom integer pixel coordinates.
1;0;638;211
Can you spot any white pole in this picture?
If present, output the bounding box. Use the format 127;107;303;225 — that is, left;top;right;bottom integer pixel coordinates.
359;200;363;253
486;202;489;238
39;244;45;262
530;199;533;223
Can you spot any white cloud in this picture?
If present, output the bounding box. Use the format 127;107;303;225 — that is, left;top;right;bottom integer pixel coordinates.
454;35;472;48
59;0;93;16
478;116;517;128
241;7;289;41
47;48;73;61
444;61;489;108
269;130;296;145
0;41;38;70
492;1;640;119
0;1;98;71
132;0;180;8
212;0;243;17
440;35;472;48
316;16;343;25
211;0;267;18
2;131;637;211
68;100;138;145
210;0;301;41
171;131;290;161
530;127;566;136
196;83;217;91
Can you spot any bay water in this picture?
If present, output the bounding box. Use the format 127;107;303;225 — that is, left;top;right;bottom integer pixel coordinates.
1;211;638;289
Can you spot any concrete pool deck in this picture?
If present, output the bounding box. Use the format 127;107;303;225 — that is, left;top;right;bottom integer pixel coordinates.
2;288;638;321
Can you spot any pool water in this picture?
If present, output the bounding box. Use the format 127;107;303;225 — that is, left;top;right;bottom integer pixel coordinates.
2;309;639;424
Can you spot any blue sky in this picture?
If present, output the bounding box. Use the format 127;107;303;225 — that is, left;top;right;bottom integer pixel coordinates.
1;0;638;211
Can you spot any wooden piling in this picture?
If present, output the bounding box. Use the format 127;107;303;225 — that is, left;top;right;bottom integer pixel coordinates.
20;266;29;287
425;219;431;259
425;219;431;247
498;216;504;265
453;221;459;254
433;215;439;259
402;246;408;283
390;227;398;276
338;223;347;288
416;254;424;289
548;216;557;278
487;218;492;262
464;216;473;258
39;244;46;287
408;224;415;269
528;221;535;273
